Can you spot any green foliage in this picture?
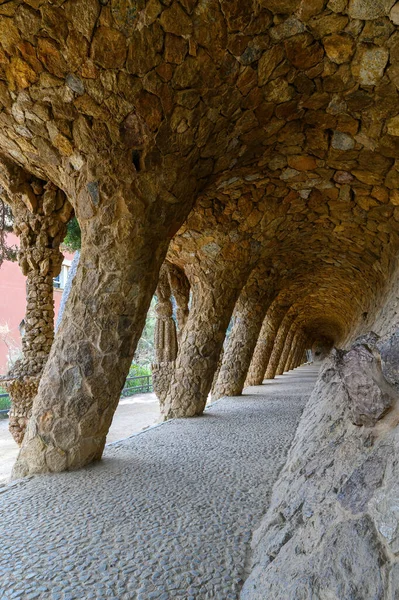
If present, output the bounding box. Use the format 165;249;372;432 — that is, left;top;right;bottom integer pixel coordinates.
129;364;152;377
0;385;10;411
63;217;81;251
120;299;156;395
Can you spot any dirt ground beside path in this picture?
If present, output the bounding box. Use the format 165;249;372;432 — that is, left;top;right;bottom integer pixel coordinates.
0;392;160;484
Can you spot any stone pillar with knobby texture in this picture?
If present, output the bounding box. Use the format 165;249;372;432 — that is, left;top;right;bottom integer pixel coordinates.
11;149;200;478
297;338;308;368
0;163;72;445
276;323;298;376
285;329;303;372
287;331;304;371
212;269;276;400
245;303;290;387
210;346;224;397
166;262;190;340
161;260;256;421
152;264;178;408
265;312;297;380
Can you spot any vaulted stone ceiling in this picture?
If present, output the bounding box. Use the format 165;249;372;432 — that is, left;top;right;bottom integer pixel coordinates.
1;0;399;333
2;0;399;474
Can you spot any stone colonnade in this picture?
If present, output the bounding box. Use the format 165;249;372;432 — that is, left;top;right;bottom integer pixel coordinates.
1;0;399;480
151;263;313;413
0;161;72;444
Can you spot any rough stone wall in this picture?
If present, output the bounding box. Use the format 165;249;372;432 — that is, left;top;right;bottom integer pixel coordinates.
361;257;399;340
242;316;399;597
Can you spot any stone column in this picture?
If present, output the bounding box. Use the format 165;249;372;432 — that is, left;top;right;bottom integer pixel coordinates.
276;323;297;376
152;264;178;408
294;338;307;368
161;265;251;420
154;265;178;363
285;329;303;372
210;346;224;398
11;152;200;478
265;312;297;380
245;303;289;387
212;277;276;400
0;173;72;445
166;262;190;339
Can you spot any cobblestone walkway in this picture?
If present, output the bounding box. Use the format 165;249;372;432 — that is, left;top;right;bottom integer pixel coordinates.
0;366;318;600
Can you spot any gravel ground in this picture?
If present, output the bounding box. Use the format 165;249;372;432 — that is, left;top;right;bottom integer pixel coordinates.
0;366;318;600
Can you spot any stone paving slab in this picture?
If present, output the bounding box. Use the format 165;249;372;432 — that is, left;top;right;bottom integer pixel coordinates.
0;366;318;600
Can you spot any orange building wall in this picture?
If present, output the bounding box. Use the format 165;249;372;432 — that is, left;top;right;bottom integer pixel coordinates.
0;233;73;375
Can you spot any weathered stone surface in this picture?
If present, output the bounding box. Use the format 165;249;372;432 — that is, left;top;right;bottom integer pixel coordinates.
166;261;190;339
352;44;389;86
212;266;276;400
323;33;355;64
388;115;399;136
349;0;395;19
390;2;399;24
242;330;399;599
338;340;397;426
245;303;289;387
378;329;399;387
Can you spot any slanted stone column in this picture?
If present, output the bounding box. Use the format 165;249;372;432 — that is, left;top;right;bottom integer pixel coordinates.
152;264;178;408
210;346;224;397
265;312;297;380
0;169;72;445
285;329;303;372
212;274;276;400
166;262;190;340
161;264;252;420
294;337;307;368
154;265;178;363
293;335;306;369
11;151;200;478
245;303;289;386
276;323;297;376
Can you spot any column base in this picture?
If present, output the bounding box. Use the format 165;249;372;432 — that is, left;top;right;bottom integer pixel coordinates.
3;375;40;445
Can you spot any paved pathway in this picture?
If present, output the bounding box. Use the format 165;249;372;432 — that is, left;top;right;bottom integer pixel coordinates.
0;366;319;600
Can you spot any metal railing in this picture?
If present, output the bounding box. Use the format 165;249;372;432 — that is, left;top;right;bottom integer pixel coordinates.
121;375;153;397
0;393;10;418
0;375;153;418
